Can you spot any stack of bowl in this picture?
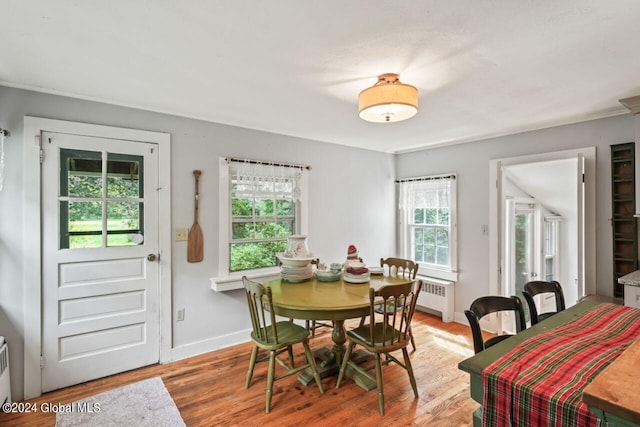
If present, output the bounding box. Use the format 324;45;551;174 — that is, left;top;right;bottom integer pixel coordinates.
276;255;315;282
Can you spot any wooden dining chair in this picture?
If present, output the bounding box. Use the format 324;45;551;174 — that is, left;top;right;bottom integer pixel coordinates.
336;280;421;415
464;295;526;354
522;280;566;325
360;257;419;350
242;277;324;413
380;257;418;279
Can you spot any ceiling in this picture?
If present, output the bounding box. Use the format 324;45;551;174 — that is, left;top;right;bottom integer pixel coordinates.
504;158;578;217
2;1;640;153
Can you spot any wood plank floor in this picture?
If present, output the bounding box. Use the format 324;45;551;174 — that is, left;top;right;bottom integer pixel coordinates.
1;312;480;426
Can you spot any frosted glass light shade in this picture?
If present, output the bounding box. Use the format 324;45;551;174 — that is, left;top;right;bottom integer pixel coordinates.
358;73;418;123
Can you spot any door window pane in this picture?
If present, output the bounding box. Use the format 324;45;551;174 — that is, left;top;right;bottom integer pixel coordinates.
515;212;532;294
106;154;143;198
61;150;102;198
64;201;103;249
106;201;142;247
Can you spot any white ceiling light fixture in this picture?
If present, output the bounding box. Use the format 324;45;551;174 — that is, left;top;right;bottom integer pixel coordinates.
358;73;418;123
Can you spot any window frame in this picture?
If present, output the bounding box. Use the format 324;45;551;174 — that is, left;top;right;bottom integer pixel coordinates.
543;215;561;282
398;174;458;281
216;157;308;282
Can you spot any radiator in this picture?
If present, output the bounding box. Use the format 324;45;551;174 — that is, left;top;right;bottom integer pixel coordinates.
0;337;10;405
416;277;455;322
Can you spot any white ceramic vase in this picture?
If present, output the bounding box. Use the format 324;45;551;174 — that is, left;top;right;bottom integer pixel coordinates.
285;235;310;258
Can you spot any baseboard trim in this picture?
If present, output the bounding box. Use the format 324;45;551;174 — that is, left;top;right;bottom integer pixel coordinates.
169;329;250;362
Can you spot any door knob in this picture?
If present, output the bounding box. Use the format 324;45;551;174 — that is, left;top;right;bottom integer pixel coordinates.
147;253;158;262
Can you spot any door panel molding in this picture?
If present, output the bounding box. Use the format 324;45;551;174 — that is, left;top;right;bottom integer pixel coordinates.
22;117;171;399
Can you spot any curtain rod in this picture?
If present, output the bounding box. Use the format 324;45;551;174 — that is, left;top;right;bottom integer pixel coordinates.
395;174;456;183
0;128;9;137
225;157;311;171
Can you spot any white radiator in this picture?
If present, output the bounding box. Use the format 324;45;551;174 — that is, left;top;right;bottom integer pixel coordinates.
416;277;455;322
0;337;10;404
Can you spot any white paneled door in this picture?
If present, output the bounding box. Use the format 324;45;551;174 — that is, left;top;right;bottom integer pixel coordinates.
41;132;160;392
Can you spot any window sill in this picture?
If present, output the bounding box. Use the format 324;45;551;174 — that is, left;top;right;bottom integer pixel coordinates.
210;267;281;292
417;265;458;282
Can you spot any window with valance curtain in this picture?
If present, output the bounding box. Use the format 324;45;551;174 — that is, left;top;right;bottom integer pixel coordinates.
397;174;457;281
218;158;309;275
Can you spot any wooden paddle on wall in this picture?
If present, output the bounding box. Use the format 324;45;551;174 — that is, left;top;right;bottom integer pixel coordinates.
187;170;204;262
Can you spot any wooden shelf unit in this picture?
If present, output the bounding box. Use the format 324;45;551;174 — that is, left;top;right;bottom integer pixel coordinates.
611;142;638;299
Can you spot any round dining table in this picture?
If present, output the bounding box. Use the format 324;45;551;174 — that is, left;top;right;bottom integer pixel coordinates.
263;274;413;390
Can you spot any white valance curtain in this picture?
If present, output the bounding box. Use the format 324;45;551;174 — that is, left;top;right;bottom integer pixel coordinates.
227;158;308;202
397;174;455;209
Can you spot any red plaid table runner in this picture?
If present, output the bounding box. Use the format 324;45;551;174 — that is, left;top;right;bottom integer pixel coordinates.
482;303;640;427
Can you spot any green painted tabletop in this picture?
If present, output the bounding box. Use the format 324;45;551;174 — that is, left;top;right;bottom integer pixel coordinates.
264;275;412;321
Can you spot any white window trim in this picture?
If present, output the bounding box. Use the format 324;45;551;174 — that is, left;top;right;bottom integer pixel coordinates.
211;157;308;291
398;175;458;282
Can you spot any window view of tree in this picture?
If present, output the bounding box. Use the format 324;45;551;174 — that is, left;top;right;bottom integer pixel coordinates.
412;207;449;266
229;176;295;272
61;150;143;249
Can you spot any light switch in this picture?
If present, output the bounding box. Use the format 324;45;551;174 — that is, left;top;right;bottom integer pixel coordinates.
176;228;188;241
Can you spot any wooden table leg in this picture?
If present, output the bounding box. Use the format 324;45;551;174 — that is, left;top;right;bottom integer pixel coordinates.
298;319;375;390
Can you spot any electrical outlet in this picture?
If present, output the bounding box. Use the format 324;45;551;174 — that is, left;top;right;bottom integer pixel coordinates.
177;308;185;321
176;228;188;241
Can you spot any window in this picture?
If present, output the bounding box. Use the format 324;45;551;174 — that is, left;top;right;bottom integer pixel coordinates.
543;215;561;282
59;149;144;249
218;158;308;277
398;175;457;281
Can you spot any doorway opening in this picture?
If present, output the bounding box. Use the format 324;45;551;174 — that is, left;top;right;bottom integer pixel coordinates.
489;148;596;312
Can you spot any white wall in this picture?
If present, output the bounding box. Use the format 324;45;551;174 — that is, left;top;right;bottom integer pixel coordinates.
396;114;635;321
0;85;396;400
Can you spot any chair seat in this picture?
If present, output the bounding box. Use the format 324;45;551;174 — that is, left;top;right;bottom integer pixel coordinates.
484;334;513;349
251;321;309;350
347;323;409;350
537;312;557;323
373;298;406;314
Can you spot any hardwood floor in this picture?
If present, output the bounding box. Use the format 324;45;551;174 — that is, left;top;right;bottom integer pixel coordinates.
1;312;479;426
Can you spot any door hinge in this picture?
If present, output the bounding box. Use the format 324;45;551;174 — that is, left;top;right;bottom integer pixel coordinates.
35;135;45;164
40;355;45;369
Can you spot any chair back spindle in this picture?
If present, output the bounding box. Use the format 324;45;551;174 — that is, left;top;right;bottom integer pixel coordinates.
367;281;418;348
380;257;418;279
244;279;279;345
